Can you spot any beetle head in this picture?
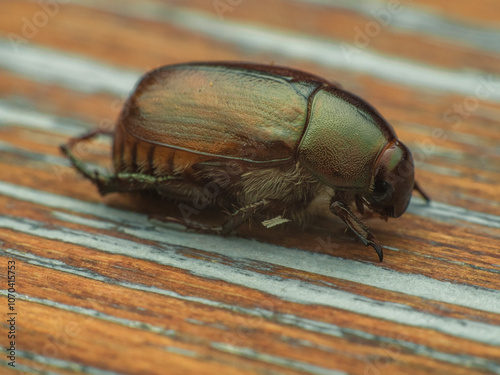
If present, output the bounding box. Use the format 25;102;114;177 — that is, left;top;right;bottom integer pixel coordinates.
365;141;414;218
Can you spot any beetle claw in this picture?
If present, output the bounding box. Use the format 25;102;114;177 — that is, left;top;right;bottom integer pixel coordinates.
330;199;384;262
358;231;384;262
368;236;384;262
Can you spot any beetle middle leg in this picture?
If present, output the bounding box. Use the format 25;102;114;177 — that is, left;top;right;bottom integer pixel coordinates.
329;199;383;262
165;199;273;235
220;199;274;234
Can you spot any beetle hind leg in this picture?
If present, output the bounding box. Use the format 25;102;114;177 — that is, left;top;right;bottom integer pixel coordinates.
329;200;383;262
60;130;113;192
60;130;181;196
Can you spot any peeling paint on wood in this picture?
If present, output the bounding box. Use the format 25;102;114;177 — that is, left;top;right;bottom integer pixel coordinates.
1;1;500;374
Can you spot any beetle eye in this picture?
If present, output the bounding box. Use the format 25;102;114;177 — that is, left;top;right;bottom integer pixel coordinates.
371;180;393;203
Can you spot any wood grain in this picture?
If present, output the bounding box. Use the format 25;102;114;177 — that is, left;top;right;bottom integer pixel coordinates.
1;1;499;374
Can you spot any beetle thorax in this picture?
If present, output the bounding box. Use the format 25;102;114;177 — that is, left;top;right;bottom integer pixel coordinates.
298;89;390;192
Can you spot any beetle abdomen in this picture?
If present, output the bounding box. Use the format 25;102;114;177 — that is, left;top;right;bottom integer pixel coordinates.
113;120;211;175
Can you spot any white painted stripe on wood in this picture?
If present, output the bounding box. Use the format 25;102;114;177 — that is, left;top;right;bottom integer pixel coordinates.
1;3;500;102
0;139;69;166
0;180;499;308
1;290;347;374
0;101;90;135
0;40;138;96
1;213;500;346
408;199;500;229
2;176;498;244
0;350;122;375
0;288;178;338
67;0;500;101
6;98;499;249
296;0;500;53
3;248;500;372
211;343;348;375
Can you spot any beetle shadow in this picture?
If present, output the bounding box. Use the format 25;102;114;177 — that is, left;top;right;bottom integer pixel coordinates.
102;191;387;263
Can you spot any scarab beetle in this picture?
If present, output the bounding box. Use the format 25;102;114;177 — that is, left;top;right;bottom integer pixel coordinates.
61;62;429;261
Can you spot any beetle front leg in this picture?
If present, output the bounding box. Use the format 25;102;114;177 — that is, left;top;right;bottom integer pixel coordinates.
329;200;383;262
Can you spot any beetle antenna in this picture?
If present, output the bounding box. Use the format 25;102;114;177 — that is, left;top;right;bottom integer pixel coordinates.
413;181;431;203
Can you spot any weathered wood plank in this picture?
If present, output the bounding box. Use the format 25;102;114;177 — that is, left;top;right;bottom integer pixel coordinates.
1;0;499;374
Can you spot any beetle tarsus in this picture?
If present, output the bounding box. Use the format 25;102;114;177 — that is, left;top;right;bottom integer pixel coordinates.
221;199;272;235
367;234;384;262
60;143;101;183
330;200;384;262
151;215;224;233
60;128;113;184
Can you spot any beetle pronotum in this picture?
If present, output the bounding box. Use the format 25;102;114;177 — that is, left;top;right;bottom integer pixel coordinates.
61;62;429;261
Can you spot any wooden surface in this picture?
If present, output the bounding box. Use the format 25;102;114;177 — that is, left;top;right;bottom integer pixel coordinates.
1;1;500;374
